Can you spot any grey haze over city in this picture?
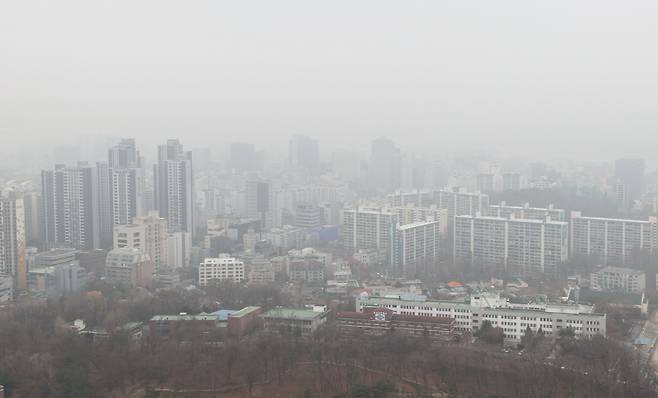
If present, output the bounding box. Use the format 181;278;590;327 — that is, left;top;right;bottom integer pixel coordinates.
4;2;658;398
2;0;658;166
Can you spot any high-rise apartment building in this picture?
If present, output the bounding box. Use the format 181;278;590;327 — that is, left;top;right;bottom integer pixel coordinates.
433;188;490;251
289;134;319;169
294;202;323;229
96;161;113;249
370;137;401;194
108;139;145;227
502;173;522;191
342;207;398;255
155;140;193;233
476;173;495;193
41;163;100;251
569;212;658;265
390;206;448;236
391;220;441;276
455;214;569;276
487;202;566;222
246;179;272;229
614;158;645;211
228;142;262;173
0;197;27;289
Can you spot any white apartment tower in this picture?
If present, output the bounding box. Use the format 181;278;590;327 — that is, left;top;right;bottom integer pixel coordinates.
155;139;193;233
41;163;101;251
392;220;441;276
455;214;569;276
0;197;27;289
570;212;658;265
109;139;145;226
342;207;398;254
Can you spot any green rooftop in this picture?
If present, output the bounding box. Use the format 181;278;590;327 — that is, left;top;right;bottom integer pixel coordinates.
230;306;261;318
263;308;326;320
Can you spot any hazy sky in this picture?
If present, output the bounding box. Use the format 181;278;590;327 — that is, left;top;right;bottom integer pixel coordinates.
1;0;658;163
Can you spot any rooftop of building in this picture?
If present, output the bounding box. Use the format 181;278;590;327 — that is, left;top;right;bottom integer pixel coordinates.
230;306;261;318
263;307;328;320
594;266;645;275
150;314;219;322
456;213;568;225
570;212;655;224
397;220;440;230
37;248;77;257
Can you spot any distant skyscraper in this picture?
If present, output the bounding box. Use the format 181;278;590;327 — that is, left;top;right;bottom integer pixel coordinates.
41;163;101;251
246;179;271;229
370;137;401;194
96;161;113;249
0;197;27;289
476;173;495;193
229;142;262;173
502;172;522;191
614;158;645;211
289;134;319;169
154;139;193;233
108;139;145;227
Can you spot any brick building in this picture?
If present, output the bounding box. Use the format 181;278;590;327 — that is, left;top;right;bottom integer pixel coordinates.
336;306;458;342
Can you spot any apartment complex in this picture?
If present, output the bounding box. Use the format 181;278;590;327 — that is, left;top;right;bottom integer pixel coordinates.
570;212;658;265
487;202;566;222
455;214;569;276
357;292;606;344
198;256;245;286
434;187;490;218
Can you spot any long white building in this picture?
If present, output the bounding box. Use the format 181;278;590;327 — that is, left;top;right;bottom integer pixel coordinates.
570;212;658;265
356;292;606;344
487;202;566;222
455;214;569;276
198;255;245;286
